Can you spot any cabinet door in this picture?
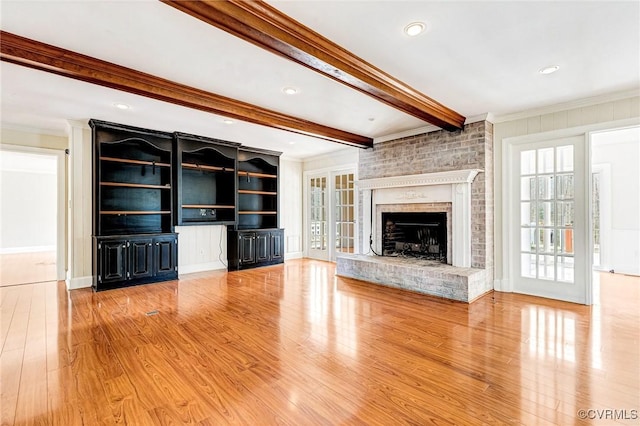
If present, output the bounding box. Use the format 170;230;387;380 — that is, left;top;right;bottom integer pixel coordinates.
270;230;284;261
256;232;270;262
129;238;154;280
154;236;177;278
99;240;127;284
239;233;256;265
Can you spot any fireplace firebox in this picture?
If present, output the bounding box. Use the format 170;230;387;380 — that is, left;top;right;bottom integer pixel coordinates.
382;212;447;262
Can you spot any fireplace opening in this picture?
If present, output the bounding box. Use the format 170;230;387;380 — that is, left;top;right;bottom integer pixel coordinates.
382;212;447;262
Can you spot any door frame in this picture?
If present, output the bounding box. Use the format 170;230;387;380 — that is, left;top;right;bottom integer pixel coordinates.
0;144;66;281
303;164;357;261
501;117;640;305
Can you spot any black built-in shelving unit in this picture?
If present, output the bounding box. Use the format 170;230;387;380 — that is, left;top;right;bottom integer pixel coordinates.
91;120;178;291
91;120;284;287
173;132;240;226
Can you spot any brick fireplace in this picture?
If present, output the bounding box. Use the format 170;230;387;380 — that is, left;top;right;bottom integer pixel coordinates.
336;121;494;303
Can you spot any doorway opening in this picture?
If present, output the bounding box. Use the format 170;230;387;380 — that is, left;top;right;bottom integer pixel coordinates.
591;126;640;303
0;148;63;287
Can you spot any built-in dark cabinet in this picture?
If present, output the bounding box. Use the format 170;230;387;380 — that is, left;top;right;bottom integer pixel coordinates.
174;133;240;225
227;147;283;270
228;229;284;270
92;119;284;281
94;234;178;291
91;119;178;291
236;148;280;230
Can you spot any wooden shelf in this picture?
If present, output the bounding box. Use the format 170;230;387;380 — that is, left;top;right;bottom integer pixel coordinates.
238;171;277;179
100;211;171;215
182;162;235;172
182;205;235;209
100;156;170;167
101;182;171;190
238;211;277;215
238;190;277;195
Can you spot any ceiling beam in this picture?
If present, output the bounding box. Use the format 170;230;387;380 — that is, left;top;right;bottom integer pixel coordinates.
161;0;466;131
0;31;372;148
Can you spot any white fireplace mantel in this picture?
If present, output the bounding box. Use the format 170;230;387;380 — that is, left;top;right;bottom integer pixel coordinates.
357;169;482;190
358;169;483;268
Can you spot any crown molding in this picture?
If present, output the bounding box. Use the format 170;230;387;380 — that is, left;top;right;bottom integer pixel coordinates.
492;89;640;123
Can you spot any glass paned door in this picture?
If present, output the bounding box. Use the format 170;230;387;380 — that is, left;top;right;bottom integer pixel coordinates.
333;173;355;259
519;146;575;282
308;176;327;259
512;136;586;303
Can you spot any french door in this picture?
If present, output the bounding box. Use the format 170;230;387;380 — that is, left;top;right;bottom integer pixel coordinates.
307;175;328;260
511;136;587;303
306;170;356;261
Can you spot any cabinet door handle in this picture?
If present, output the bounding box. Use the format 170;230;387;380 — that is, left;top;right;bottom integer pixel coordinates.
148;243;152;246
156;242;160;246
122;245;126;248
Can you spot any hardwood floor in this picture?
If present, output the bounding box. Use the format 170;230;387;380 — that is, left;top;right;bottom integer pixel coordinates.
1;260;638;425
0;251;57;287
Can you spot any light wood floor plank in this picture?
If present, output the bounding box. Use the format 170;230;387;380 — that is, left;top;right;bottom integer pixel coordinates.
1;260;638;425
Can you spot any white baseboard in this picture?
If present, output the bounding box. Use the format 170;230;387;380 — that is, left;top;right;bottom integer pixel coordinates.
0;245;56;254
285;251;304;260
179;261;227;276
66;275;93;290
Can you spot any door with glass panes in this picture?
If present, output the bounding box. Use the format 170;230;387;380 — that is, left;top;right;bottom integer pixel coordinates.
308;175;328;260
331;172;355;261
307;171;356;261
511;136;587;303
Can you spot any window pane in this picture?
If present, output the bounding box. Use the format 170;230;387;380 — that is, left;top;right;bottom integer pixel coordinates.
521;202;535;226
521;177;535;201
521;228;536;252
537;176;554;200
538;148;554;174
556;228;574;255
556;201;574;227
521;253;536;278
539;228;554;254
557;145;574;172
557;256;574;283
538;255;555;280
538;202;555;226
556;174;574;200
521;150;536;175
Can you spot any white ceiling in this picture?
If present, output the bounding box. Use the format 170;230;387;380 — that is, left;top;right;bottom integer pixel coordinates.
1;1;639;159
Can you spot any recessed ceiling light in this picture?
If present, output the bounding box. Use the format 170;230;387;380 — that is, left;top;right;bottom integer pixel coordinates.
282;87;298;95
539;65;560;75
113;103;130;110
368;117;376;122
404;22;426;37
289;141;297;145
223;119;233;125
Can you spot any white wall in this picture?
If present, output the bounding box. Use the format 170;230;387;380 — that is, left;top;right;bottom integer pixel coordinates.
493;92;640;290
592;128;640;275
177;224;227;274
281;158;303;259
0;166;57;251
